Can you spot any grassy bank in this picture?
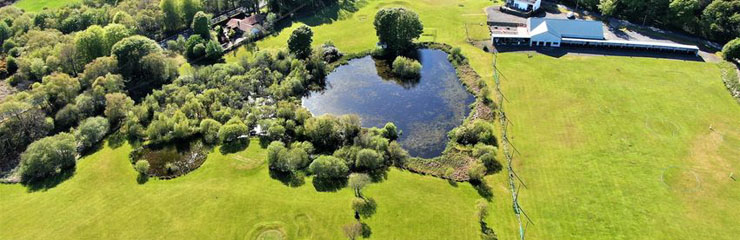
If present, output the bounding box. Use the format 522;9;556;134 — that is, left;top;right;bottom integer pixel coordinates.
0;140;483;239
14;0;79;12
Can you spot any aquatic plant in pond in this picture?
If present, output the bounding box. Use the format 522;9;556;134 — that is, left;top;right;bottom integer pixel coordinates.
303;49;474;158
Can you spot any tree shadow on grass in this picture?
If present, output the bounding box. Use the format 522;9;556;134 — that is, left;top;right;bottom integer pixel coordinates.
312;177;347;192
361;222;372;238
269;169;305;187
471;180;493;201
219;139;250;154
368;169;388;184
24;167;75;192
107;131;127;149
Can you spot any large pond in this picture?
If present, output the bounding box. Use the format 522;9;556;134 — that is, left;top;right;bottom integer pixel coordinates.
303;49;475;158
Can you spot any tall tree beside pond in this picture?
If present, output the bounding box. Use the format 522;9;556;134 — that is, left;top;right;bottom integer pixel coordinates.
373;8;423;56
288;25;313;59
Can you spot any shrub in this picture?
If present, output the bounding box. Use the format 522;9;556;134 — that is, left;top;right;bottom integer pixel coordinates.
392;56;422;79
267;141;290;171
381;122;400;140
19;133;77;182
450;120;496;146
348;173;371;197
134;160;150;175
309;155;349;179
199;119;222;144
475;199;489;222
74;117;110;152
218;122;249;143
205;40;223;61
723;38;740;61
468;161;487;182
355;149;384;170
321;41;344;62
165;162;179;174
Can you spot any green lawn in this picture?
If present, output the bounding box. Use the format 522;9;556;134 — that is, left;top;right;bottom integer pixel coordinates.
13;0;79;12
496;53;740;239
0;140;483;239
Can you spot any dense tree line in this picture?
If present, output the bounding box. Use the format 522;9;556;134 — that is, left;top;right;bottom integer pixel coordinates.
562;0;740;43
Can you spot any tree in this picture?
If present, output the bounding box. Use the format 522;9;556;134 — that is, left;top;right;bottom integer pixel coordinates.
75;25;107;64
40;73;81;110
218;121;249;143
723;38;740;61
475;199;489;222
0;101;53;169
181;0;203;26
391;56;422;79
103;24;132;54
468;161;487;182
104;93;134;125
267;141;290;171
160;0;181;32
192;11;212;40
199;118;222;144
134;160;150;175
598;0;620;17
348;173;371;197
80;57;118;89
205;40;224;61
373;8;423;55
309;155;349;179
669;0;701;32
18;133;76;182
351;197;377;218
0;21;11;45
55;104;80;131
74;117;110;152
355;149;383;170
139;53;178;85
701;0;740;42
342;221;363;240
111;35;162;78
288;25;314;59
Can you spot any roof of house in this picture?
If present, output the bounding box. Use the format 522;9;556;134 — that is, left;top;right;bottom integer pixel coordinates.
528;18;604;40
513;0;540;3
226;14;265;32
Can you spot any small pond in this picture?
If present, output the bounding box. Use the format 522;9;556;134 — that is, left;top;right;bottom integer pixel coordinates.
131;140;209;179
303;49;475;158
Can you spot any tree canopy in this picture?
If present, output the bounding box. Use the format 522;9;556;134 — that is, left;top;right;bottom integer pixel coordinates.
19;133;77;182
288;25;314;59
373;8;424;55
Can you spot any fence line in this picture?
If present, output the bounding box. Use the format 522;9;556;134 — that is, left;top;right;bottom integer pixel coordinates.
492;49;531;240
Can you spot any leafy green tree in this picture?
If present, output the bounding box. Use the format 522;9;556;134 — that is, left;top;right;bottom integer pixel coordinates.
39;73;81;110
288;25;314;59
103;24;132;54
104;93;134;125
701;0;740;42
355;149;383;170
74;117;110;151
75;25;107;64
199;118;222;144
309;155;349;179
139;53;178;85
111;35;162;78
267;141;290;171
348;173;371;197
205;40;224;61
351;197;377;218
0;21;11;45
55;104;80;131
468;161;487;182
373;8;423;55
160;0;181;33
192;11;212;40
392;56;422;79
181;0;203;27
722;38;740;61
218;121;249;143
0;101;53;168
135;160;150;175
18;133;76;182
80;57;118;89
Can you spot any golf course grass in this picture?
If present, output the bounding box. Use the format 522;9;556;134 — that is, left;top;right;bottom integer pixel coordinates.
0;140;483;239
13;0;79;12
495;53;740;239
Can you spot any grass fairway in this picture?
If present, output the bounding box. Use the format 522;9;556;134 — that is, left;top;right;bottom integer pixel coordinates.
13;0;79;12
496;53;740;239
0;140;483;239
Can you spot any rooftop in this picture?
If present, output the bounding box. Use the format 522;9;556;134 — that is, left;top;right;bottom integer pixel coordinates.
528;18;604;40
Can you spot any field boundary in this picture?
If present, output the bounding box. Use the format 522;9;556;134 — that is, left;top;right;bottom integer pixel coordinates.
492;49;530;240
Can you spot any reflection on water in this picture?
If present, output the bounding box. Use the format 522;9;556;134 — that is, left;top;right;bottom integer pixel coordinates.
303;49;474;158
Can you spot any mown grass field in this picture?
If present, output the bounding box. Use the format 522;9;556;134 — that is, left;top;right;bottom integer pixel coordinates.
0;140;483;239
496;53;740;239
13;0;79;12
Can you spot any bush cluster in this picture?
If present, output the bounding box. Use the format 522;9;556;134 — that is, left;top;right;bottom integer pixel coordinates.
391;56;422;79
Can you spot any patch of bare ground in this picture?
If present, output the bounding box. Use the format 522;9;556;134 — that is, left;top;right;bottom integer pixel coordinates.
0;80;15;102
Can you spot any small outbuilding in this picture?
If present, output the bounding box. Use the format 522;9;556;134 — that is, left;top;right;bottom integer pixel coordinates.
506;0;541;12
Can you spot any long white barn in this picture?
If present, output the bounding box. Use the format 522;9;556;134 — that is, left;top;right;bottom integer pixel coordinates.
491;18;699;55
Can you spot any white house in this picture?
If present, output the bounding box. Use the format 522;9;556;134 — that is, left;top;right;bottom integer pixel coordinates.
507;0;541;12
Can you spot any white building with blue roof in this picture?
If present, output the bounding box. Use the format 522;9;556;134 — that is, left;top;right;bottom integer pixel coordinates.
491;17;699;55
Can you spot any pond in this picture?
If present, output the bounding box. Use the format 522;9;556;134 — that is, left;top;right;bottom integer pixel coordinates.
131;140;209;179
303;49;475;158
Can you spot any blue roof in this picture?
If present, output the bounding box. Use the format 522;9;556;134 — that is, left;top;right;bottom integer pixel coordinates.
528;18;604;40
